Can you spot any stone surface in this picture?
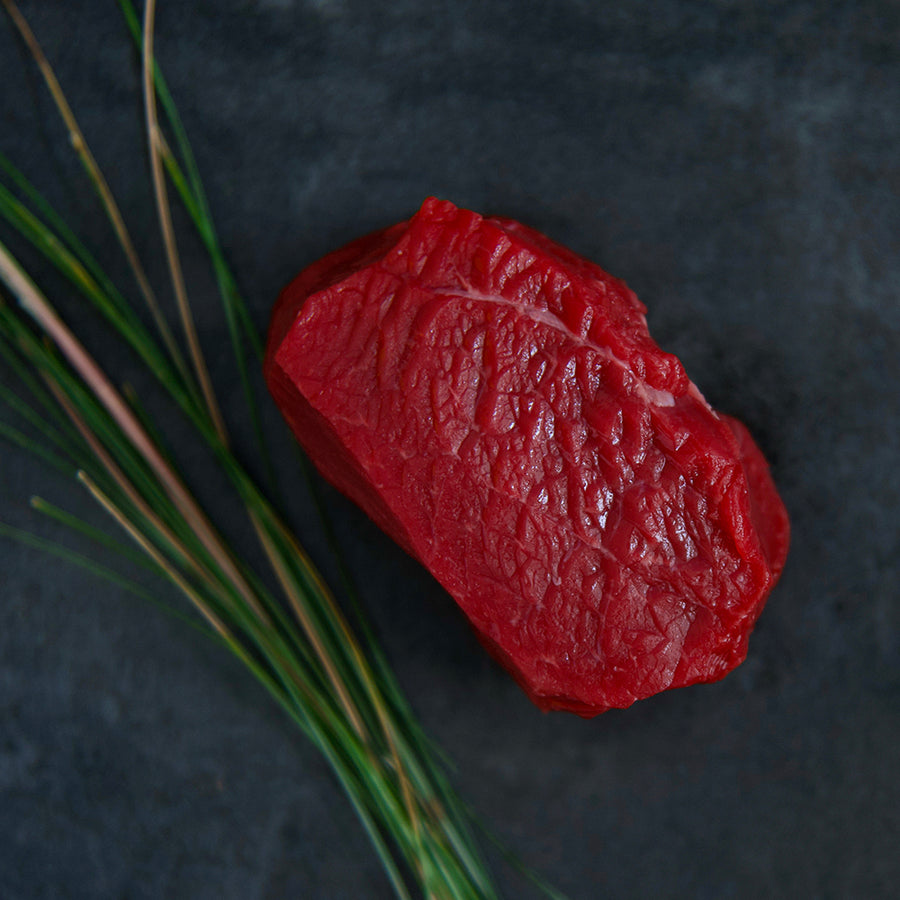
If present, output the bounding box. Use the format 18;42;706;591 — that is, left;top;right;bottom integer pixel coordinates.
0;1;898;898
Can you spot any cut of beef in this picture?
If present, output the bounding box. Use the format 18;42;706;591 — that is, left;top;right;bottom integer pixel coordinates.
265;198;790;716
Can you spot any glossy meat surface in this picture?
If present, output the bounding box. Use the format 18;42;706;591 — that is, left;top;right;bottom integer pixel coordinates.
265;198;789;715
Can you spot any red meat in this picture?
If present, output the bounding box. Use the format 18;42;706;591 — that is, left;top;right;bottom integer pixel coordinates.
265;198;790;716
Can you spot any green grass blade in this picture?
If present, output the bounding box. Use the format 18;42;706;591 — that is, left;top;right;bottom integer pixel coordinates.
0;418;73;474
0;181;208;421
0;151;157;340
0;518;216;638
0;378;77;458
117;0;273;483
30;495;158;573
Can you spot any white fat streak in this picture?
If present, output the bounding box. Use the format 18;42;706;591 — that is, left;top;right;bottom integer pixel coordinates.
434;286;679;408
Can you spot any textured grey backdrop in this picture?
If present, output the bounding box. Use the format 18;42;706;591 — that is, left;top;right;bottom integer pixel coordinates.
1;1;898;898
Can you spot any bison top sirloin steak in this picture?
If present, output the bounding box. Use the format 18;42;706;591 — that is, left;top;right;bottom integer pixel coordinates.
265;198;789;716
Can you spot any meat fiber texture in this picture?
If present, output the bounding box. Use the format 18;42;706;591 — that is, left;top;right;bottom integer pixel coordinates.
265;198;790;716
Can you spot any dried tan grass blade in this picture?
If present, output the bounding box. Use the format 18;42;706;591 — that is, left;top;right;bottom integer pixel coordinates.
267;514;427;841
77;469;233;643
1;0;187;379
43;374;232;599
0;240;266;624
250;512;368;738
142;0;227;440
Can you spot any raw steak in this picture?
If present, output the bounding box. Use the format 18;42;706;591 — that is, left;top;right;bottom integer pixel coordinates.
265;198;790;716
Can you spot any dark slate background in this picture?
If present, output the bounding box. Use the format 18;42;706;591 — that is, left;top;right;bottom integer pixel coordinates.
1;1;898;897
